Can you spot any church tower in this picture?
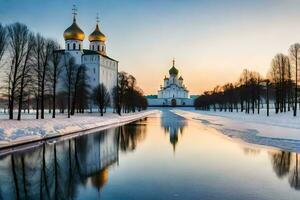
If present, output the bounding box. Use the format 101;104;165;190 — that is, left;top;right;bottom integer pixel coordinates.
169;59;179;83
63;5;85;64
63;6;85;53
89;14;107;55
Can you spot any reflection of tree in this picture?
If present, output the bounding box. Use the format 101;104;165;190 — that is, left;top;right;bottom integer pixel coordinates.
270;151;291;178
289;154;300;190
11;155;19;200
0;128;120;199
118;121;147;152
242;147;260;155
269;150;300;191
160;110;187;152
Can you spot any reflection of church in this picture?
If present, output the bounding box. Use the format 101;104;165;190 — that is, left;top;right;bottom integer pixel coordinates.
147;60;194;106
161;110;187;151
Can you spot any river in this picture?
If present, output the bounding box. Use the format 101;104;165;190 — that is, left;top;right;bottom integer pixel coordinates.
0;109;299;199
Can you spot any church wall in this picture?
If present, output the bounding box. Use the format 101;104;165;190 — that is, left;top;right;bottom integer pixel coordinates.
82;55;100;90
82;55;118;95
99;56;118;94
147;98;194;106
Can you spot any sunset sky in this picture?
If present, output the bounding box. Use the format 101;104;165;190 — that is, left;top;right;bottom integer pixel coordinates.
1;0;300;95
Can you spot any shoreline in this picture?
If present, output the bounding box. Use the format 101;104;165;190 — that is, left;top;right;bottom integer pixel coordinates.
171;108;300;153
0;110;158;155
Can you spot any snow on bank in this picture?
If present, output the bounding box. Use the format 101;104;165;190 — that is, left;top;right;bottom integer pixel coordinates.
172;108;300;152
0;110;158;149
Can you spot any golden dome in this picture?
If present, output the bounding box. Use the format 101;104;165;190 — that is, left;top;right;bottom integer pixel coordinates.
91;169;109;189
63;18;85;41
89;24;106;42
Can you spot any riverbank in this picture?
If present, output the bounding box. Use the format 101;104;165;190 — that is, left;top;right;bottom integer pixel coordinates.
172;108;300;152
0;110;158;150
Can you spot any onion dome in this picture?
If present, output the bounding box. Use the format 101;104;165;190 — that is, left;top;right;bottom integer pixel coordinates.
179;76;183;80
90;169;109;190
89;24;106;42
64;18;85;41
169;58;179;76
169;66;179;76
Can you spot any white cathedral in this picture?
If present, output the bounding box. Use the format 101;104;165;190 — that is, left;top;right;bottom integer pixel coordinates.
147;60;194;106
58;10;118;98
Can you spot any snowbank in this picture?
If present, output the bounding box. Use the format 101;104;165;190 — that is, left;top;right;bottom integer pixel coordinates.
172;108;300;152
0;110;158;150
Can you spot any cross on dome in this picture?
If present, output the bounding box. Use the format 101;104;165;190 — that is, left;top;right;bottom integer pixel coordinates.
72;5;78;22
169;58;179;76
96;13;100;24
63;5;85;41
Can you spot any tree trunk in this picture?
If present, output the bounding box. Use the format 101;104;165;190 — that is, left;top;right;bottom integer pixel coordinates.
68;81;71;118
267;82;269;116
294;58;298;117
52;81;56;118
36;96;39;119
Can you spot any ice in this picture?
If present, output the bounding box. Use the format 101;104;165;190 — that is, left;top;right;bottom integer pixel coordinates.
172;108;300;152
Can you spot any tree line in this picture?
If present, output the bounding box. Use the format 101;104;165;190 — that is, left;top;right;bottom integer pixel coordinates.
0;22;147;120
194;43;300;117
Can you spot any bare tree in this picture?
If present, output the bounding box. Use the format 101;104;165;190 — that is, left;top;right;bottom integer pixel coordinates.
71;64;88;115
289;43;300;116
63;55;76;118
17;33;35;120
48;42;62;118
32;34;52;119
268;54;290;113
118;72;129;114
0;23;6;65
91;83;110;116
6;23;31;119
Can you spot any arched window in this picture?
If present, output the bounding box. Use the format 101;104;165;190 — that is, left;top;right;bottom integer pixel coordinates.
79;44;81;50
73;43;76;50
67;43;70;50
102;46;105;52
92;45;94;50
97;45;100;51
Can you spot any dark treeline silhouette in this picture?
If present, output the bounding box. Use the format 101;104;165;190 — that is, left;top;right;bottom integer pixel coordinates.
0;22;147;120
195;43;300;116
112;71;148;115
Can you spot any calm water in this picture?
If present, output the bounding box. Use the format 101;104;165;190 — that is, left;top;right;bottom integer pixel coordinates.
0;109;299;200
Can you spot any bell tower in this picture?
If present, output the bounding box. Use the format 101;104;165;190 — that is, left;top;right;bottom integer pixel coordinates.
89;14;107;55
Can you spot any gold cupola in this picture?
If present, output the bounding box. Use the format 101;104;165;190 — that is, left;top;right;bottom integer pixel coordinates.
63;16;85;41
89;23;106;42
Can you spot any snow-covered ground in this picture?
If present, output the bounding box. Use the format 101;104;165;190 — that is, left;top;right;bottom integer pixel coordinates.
0;110;158;149
172;108;300;152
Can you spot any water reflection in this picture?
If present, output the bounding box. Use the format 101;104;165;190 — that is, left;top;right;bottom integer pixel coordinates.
118;119;147;152
242;147;261;155
160;110;187;151
0;110;300;200
0;121;147;200
269;151;300;190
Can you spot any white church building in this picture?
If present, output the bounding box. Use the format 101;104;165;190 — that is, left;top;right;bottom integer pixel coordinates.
147;60;194;107
58;9;118;97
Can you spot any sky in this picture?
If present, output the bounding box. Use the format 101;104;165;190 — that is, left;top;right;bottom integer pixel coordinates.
1;0;300;95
